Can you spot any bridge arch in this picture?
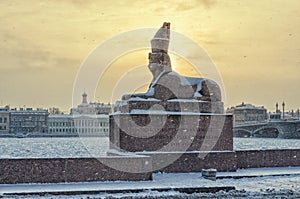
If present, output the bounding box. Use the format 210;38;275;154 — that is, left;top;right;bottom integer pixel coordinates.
253;126;282;138
233;129;252;138
289;128;300;139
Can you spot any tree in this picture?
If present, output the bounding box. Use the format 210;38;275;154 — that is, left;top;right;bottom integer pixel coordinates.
49;107;62;114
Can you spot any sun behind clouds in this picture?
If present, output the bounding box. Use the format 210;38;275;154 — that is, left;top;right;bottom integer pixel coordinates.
0;0;299;112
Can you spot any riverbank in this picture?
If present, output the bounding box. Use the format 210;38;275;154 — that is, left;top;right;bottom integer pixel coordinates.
1;167;299;198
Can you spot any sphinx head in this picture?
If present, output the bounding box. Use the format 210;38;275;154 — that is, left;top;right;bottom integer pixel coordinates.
162;22;170;29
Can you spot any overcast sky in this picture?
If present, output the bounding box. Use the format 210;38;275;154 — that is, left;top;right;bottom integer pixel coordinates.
0;0;299;112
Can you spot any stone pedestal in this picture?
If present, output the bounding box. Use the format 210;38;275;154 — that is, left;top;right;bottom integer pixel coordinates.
109;108;236;172
110;113;233;152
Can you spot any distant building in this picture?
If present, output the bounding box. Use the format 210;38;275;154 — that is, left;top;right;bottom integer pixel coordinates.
48;92;110;136
0;106;9;134
226;102;268;125
9;108;49;134
70;92;112;115
269;102;296;121
48;114;76;135
269;113;281;120
73;114;109;136
48;114;109;136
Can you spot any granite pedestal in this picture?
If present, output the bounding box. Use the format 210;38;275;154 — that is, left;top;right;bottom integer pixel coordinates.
110;113;233;152
109;110;236;172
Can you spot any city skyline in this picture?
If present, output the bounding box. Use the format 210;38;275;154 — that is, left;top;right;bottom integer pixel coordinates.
1;90;297;115
0;0;299;112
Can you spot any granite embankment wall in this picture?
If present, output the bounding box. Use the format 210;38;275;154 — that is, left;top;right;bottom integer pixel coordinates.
0;149;299;184
139;149;300;173
236;149;300;168
0;157;152;184
138;151;237;173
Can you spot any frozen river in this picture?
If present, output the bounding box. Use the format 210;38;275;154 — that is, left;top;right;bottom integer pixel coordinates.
0;137;299;158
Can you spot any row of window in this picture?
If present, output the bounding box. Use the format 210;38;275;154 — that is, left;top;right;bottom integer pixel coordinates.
49;128;109;133
11;116;46;122
49;121;108;127
0;117;7;123
0;126;7;130
235;116;266;121
10;121;46;126
49;121;74;126
10;128;47;132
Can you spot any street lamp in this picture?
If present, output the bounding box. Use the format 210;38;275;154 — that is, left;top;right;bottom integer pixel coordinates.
282;101;285;120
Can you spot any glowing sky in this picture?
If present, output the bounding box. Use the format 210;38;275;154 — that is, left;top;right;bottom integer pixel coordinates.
0;0;299;112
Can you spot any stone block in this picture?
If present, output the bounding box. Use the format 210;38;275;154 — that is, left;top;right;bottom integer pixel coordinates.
136;151;237;172
114;100;224;114
0;157;152;184
110;113;233;152
236;149;300;169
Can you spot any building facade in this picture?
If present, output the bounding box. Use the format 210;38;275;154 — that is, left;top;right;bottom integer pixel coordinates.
9;108;49;134
47;91;111;137
5;92;110;137
0;107;9;134
48;114;109;136
48;114;76;135
73;114;109;136
226;102;268;125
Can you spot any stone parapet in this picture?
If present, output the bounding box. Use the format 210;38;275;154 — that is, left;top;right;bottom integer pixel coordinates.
1;149;299;184
236;149;300;169
0;157;152;184
136;151;237;172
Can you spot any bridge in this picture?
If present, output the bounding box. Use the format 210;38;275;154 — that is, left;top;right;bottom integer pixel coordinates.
233;120;300;138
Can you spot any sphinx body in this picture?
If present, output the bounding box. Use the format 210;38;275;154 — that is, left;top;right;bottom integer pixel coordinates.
122;22;222;102
122;64;222;102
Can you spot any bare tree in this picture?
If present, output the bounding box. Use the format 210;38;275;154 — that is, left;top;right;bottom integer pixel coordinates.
49;107;62;114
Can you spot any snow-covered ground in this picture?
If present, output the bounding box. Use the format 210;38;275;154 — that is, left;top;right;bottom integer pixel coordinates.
2;189;300;199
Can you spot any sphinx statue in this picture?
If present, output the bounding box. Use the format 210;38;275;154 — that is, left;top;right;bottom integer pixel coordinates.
122;22;221;102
